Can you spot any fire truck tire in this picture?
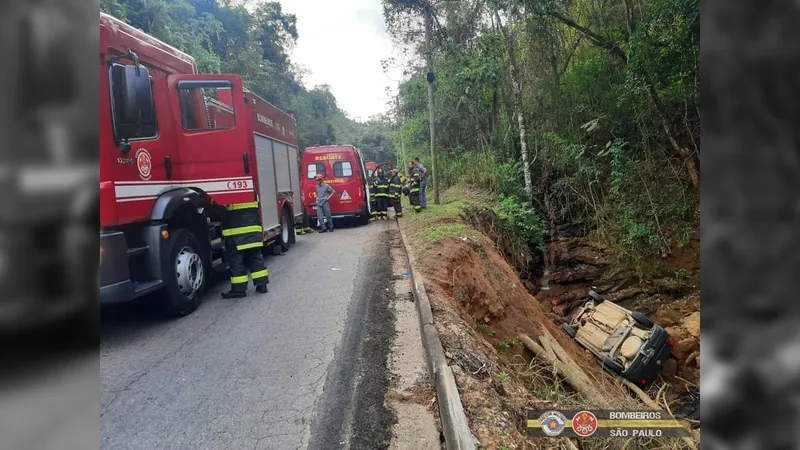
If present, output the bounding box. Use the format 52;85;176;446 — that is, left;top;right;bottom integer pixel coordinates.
286;208;297;244
279;209;293;252
160;229;204;318
65;300;99;348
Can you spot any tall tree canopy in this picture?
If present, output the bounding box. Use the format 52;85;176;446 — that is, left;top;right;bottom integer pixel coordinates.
384;0;699;262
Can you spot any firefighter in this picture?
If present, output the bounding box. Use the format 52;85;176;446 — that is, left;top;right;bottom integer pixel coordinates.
295;211;313;235
368;172;379;221
374;168;390;220
388;168;403;218
408;171;422;213
315;173;336;232
220;194;269;298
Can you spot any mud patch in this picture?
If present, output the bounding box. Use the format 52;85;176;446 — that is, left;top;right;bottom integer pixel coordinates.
403;223;700;449
414;237;624;449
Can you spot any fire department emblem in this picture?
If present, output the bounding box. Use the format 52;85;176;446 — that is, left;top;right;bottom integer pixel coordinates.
538;411;567;436
136;148;152;180
572;411;598;437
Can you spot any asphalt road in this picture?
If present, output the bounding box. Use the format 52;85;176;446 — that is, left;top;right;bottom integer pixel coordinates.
100;220;398;450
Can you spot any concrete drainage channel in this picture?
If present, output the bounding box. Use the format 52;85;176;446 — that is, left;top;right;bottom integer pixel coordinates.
397;226;478;450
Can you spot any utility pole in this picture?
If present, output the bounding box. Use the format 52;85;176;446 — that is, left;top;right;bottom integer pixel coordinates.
400;134;406;171
424;3;439;205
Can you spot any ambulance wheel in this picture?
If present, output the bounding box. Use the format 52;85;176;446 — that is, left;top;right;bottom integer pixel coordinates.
279;209;293;252
358;202;370;225
160;229;204;318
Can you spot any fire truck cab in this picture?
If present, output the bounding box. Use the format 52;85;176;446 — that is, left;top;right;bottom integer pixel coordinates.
99;13;301;317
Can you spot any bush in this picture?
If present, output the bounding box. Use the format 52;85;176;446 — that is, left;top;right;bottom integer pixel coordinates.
497;195;548;252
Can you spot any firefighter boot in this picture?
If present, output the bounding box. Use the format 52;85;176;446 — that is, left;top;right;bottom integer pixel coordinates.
221;290;246;299
256;284;268;294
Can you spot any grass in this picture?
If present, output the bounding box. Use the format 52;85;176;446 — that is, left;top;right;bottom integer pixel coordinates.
399;185;492;258
476;324;496;336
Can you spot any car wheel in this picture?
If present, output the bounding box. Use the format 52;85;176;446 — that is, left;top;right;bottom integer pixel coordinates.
630;311;655;329
602;357;624;374
588;290;604;303
562;323;577;338
160;229;204;318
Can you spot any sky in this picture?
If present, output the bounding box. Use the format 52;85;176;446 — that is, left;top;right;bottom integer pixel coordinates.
276;0;407;121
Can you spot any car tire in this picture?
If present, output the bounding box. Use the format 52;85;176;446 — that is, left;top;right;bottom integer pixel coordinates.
562;323;577;338
160;229;204;318
602;357;624;374
631;311;655;329
588;290;604;303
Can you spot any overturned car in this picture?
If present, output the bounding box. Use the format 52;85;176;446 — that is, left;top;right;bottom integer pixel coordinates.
563;291;674;386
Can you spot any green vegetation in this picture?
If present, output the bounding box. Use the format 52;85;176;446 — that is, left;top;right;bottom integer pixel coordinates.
100;0;395;160
384;0;700;272
476;324;496;336
399;187;490;254
674;268;690;280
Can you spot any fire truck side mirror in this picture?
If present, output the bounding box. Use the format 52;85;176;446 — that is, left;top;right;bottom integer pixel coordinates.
110;64;154;141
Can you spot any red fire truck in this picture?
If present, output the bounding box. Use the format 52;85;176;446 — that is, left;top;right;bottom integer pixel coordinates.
99;13;302;317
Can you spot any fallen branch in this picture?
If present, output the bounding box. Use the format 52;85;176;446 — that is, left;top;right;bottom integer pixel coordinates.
621;378;660;409
519;333;608;408
621;379;698;450
685;350;699;367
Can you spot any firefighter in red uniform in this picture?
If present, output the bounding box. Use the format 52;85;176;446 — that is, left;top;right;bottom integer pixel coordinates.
220;194;269;298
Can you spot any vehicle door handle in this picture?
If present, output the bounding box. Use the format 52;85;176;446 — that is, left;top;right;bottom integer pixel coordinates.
165;156;172;180
243;152;250;174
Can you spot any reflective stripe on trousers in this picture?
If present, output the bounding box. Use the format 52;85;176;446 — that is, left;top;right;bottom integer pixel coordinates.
230;269;268;285
222;225;263;237
231;275;249;285
237;241;263;251
251;269;268;280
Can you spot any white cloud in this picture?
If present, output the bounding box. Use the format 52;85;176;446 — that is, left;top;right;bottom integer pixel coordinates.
277;0;406;120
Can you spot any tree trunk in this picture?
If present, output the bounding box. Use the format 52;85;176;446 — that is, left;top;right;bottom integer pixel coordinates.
496;9;534;199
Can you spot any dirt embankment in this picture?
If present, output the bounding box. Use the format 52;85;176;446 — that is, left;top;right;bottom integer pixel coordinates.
401;198;700;449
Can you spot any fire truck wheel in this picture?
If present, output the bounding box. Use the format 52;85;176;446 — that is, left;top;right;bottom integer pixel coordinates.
279;209;293;252
160;229;204;318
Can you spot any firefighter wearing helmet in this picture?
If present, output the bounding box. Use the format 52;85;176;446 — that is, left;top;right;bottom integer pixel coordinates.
373;168;390;220
315;173;336;232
